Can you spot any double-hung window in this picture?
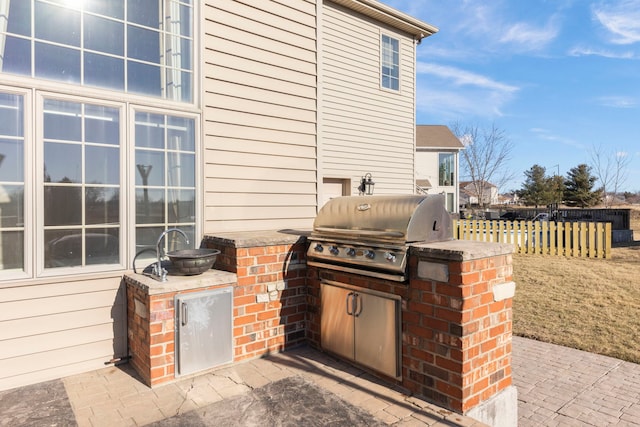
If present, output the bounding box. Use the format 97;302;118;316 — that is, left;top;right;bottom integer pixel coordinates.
381;34;400;91
0;0;197;280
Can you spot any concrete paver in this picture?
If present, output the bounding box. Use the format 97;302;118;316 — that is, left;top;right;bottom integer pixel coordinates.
512;336;640;426
2;338;640;426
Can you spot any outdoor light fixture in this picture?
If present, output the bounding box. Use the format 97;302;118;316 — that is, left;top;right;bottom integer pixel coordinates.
358;173;375;195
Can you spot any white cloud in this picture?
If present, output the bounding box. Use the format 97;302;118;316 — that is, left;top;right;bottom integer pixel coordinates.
417;63;518;93
530;128;584;149
568;46;636;59
597;96;637;108
499;20;559;51
592;1;640;45
415;64;518;119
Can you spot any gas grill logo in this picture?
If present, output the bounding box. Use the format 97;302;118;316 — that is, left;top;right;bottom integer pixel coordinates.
357;203;371;211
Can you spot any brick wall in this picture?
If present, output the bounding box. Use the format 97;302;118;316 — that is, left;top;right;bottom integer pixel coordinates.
404;242;514;414
126;283;177;386
203;233;308;362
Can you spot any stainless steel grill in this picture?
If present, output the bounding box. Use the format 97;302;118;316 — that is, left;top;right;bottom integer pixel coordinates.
307;194;452;281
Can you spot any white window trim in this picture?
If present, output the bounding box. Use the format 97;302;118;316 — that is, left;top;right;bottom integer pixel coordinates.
379;31;401;93
0;85;33;281
35;91;128;278
127;103;202;272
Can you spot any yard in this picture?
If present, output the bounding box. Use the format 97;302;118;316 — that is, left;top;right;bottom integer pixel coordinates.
512;207;640;363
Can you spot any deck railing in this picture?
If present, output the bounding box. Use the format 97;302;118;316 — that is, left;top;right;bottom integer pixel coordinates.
453;220;612;258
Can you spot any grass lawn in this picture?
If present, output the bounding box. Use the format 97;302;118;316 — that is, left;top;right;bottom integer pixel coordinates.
512;208;640;363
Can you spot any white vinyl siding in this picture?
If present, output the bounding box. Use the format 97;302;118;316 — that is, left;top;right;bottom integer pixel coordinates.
321;1;417;195
0;276;126;391
202;0;318;232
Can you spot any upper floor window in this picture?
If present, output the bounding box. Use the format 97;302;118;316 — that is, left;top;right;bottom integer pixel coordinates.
381;35;399;91
439;153;454;186
0;0;194;103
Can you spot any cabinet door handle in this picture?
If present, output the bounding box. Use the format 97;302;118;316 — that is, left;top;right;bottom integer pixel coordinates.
346;292;353;315
353;293;362;317
182;302;188;326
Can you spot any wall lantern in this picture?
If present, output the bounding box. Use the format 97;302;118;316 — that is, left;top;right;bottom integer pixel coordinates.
358;173;375;195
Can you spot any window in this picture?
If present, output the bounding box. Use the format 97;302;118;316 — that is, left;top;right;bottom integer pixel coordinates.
0;1;198;280
0;0;194;102
439;153;455;186
446;192;454;213
42;99;122;268
134;111;196;254
0;92;26;273
381;35;400;90
0;89;198;278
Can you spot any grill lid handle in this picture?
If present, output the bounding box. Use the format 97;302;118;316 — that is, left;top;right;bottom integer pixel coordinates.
314;227;405;238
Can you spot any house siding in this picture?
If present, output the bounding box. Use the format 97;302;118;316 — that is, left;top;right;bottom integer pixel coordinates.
320;1;417;195
0;276;126;391
202;0;319;232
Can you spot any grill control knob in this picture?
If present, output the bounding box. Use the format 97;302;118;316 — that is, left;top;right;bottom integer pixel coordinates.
385;252;397;263
314;243;323;252
364;250;375;259
346;248;356;257
329;246;339;255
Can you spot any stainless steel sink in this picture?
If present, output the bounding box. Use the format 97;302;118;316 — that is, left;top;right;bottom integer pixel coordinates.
166;248;220;275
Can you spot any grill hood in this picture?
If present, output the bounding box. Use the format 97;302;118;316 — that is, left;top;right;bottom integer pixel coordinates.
311;194;453;244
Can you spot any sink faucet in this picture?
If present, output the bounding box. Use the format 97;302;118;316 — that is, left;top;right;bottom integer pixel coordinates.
151;228;189;282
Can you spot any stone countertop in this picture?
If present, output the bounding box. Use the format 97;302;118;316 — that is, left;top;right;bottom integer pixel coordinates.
202;229;310;248
410;239;514;261
124;269;237;295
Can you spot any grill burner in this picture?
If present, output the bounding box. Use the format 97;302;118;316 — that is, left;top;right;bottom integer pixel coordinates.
307;194;452;281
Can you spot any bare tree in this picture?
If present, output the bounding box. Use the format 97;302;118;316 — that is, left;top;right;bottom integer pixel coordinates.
450;122;515;207
589;144;631;207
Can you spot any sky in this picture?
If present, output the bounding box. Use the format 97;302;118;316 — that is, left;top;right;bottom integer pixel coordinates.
383;0;640;193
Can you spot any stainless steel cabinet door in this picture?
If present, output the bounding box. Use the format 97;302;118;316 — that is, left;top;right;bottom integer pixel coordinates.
176;287;233;376
320;283;355;360
354;291;400;378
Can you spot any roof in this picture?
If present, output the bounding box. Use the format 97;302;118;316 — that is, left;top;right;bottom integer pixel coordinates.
416;125;464;150
330;0;438;41
460;180;497;190
416;179;432;189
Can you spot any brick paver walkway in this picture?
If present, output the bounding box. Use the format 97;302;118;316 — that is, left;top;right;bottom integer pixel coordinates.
513;336;640;426
4;338;640;426
61;346;485;427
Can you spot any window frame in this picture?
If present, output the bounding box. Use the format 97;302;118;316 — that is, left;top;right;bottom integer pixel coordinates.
0;0;200;284
0;0;195;103
380;33;401;92
438;152;455;187
0;85;33;281
128;104;201;270
35;91;128;277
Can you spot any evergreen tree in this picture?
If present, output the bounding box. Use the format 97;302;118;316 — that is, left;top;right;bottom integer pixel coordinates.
518;165;551;207
563;164;601;207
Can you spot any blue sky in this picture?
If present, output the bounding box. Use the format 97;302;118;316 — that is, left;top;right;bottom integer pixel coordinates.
384;0;640;193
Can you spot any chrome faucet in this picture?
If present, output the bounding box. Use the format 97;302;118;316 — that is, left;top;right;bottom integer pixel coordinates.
151;228;189;282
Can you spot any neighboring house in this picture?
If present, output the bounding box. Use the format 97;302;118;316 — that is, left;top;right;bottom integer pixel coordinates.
0;1;437;390
415;125;464;213
459;180;500;207
499;192;520;205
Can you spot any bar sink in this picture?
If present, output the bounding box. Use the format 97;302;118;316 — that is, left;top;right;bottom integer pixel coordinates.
166;248;220;275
